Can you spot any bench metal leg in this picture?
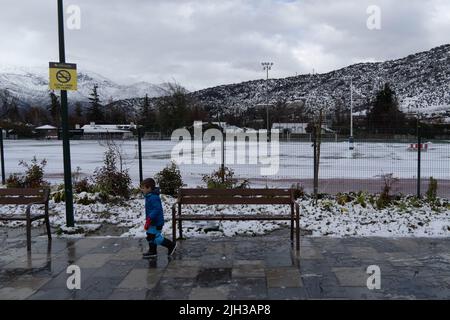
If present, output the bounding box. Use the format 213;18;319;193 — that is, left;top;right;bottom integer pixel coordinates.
178;203;183;239
290;204;294;243
45;205;51;240
295;205;300;252
172;205;177;244
26;216;32;252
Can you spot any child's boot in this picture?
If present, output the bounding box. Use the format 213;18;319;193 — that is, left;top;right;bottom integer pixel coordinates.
143;243;157;259
161;238;177;256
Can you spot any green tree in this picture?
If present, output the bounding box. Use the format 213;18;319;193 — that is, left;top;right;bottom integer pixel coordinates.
48;91;61;126
139;94;157;131
87;85;104;123
366;84;406;134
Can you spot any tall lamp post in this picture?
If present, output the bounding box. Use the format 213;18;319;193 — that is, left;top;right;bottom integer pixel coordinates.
261;62;273;133
408;100;422;198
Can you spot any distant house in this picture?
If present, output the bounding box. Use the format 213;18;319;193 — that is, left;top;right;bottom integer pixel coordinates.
35;125;58;139
272;123;309;134
81;122;135;139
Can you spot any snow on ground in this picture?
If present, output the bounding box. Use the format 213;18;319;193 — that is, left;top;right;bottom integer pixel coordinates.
3;140;450;187
0;193;449;238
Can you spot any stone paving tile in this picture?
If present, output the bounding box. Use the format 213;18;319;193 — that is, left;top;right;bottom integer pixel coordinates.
228;278;267;300
0;287;38;300
196;268;232;287
74;253;113;268
383;252;424;267
189;285;230;300
163;266;200;278
298;246;325;260
117;269;163;290
267;287;308;299
266;267;303;288
67;238;104;254
89;238;126;254
28;287;81;300
108;288;149;300
2;254;53;270
232;265;265;278
0;274;51;292
199;254;234;268
332;267;369;287
147;277;195;300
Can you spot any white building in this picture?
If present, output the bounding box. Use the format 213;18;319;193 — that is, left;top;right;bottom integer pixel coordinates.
271;123;309;134
81;122;135;139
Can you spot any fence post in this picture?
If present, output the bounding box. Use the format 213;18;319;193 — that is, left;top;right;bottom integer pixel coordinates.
0;128;5;185
417;117;421;198
138;126;143;184
313;126;318;200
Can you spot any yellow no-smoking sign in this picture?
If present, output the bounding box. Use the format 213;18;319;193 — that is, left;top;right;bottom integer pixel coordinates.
49;62;77;91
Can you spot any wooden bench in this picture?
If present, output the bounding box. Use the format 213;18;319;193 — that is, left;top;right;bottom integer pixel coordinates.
172;188;300;251
0;188;51;251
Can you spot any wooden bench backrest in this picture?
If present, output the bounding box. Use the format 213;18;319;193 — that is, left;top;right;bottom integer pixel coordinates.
0;188;50;205
178;188;294;205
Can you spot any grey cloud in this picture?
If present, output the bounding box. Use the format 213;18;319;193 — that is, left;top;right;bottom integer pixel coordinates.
0;0;448;91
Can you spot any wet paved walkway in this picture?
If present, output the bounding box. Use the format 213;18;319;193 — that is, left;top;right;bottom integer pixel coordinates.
0;228;449;300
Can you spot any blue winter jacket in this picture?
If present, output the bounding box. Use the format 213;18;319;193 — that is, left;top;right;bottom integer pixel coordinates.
145;188;164;227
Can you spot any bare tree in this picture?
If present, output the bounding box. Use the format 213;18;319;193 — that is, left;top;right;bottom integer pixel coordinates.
305;91;335;201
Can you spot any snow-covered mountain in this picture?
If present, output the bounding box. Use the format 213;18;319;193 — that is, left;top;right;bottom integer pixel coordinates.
0;65;164;108
110;44;450;119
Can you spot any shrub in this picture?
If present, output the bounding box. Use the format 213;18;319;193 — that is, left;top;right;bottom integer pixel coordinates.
336;193;351;206
93;147;132;200
426;177;438;202
202;166;249;189
291;183;305;199
74;178;94;194
155;161;184;196
355;192;367;208
7;157;48;188
6;173;24;188
376;173;398;209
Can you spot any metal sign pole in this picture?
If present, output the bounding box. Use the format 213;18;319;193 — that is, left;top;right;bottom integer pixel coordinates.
58;0;74;226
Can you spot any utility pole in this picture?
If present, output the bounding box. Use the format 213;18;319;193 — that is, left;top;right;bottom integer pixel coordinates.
57;0;74;227
261;62;273;134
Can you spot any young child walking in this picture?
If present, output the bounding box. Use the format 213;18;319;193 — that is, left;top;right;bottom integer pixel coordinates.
140;178;176;258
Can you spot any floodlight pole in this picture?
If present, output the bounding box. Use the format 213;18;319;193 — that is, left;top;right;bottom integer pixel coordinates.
58;0;74;227
262;62;273;135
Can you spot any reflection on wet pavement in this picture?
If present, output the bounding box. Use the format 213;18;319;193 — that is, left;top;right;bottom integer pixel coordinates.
0;228;449;300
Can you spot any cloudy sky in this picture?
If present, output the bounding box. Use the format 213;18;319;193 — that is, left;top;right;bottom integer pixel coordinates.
1;0;449;91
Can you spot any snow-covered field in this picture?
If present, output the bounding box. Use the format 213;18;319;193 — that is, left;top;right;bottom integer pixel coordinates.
3;139;450;187
2;139;449;239
0;193;449;238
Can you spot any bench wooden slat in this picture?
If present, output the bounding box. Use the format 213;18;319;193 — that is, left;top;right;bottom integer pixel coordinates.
180;198;293;205
177;214;293;221
0;198;46;205
0;216;28;221
179;189;293;196
0;188;48;196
